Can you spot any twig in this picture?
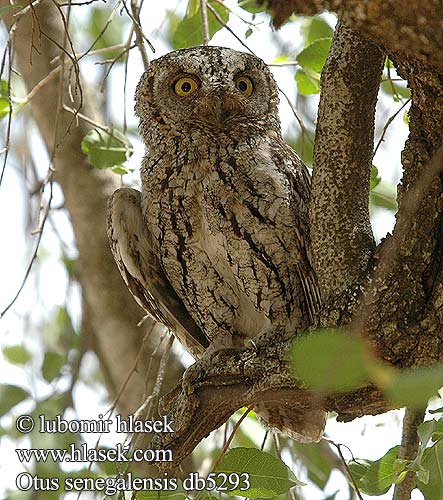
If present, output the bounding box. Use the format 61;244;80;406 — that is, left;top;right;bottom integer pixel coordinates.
212;0;258;28
373;98;410;158
279;88;314;146
130;0;150;70
327;440;364;500
393;408;426;500
13;0;46;19
0;24;15;191
212;406;253;470
200;0;210;45
0;169;54;318
62;104;129;146
273;434;297;500
207;2;255;55
267;61;299;67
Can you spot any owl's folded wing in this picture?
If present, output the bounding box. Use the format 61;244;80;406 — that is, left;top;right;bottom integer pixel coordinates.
107;188;209;358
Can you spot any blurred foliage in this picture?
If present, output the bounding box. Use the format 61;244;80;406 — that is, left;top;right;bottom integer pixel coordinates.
84;6;128;61
0;0;440;499
290;328;443;408
169;1;230;49
81;128;134;169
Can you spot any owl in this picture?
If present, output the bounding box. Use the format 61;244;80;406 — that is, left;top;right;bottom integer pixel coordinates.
107;46;326;442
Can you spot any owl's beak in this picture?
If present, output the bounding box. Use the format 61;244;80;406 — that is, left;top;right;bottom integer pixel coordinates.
200;93;240;126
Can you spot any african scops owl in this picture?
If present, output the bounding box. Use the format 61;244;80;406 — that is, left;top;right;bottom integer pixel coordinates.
107;46;326;442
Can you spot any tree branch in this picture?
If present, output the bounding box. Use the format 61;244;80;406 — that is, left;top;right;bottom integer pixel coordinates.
150;343;390;468
310;22;384;302
393;408;426;500
353;56;443;366
263;0;443;72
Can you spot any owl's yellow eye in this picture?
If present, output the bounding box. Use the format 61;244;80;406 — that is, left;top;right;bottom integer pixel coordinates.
174;76;199;97
235;76;253;97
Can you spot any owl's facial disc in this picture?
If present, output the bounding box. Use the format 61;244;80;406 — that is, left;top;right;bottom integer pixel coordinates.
170;72;256;126
135;47;280;135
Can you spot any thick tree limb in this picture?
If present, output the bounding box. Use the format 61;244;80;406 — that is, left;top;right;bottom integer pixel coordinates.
148;343;389;468
353;57;443;366
1;2;183;415
310;22;383;302
262;0;443;72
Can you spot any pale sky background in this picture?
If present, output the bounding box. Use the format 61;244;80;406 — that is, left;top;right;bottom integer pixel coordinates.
0;1;437;499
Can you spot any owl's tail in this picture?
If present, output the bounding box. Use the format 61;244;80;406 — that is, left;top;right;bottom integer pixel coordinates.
254;403;326;443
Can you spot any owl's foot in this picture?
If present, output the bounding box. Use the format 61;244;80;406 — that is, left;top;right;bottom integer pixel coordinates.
181;347;248;395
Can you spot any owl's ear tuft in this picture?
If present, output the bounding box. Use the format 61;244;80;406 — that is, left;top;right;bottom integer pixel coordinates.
135;72;155;117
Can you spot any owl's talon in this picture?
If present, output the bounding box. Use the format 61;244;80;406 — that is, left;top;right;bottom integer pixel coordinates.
182;364;206;394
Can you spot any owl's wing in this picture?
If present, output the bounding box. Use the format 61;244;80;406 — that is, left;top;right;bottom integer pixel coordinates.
283;144;322;322
107;188;209;358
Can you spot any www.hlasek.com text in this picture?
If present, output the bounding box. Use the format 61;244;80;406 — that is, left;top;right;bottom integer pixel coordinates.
16;442;172;463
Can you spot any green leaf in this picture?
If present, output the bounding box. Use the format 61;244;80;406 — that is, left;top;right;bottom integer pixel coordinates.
42;352;66;382
403;110;410;126
292;442;332;489
295;69;320;95
217;447;303;498
349;446;400;495
238;0;268;14
302;15;334;44
0;97;10;119
43;306;77;348
61;255;77;279
86;7;127;61
286;131;314;165
384;364;443;409
2;345;32;365
297;37;332;73
172;1;230;49
418;419;441;450
81;128;133;169
370;181;398;211
370;165;381;190
137;486;189;499
0;79;11;119
245;27;253;38
418;438;443;499
290;329;372;391
381;80;411;100
111;165;130;175
187;0;200;16
0;384;29;417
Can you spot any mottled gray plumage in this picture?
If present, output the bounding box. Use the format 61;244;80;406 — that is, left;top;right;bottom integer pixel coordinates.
107;46;325;442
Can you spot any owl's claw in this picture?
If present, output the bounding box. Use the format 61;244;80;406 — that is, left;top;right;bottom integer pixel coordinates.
182;347;248;395
182;363;206;395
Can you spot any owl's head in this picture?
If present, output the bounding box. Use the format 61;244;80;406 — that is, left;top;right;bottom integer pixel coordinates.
135;46;280;143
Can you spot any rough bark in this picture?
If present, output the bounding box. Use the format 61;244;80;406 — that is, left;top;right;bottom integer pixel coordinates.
354;61;443;367
263;0;443;72
310;22;383;302
1;2;183;416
